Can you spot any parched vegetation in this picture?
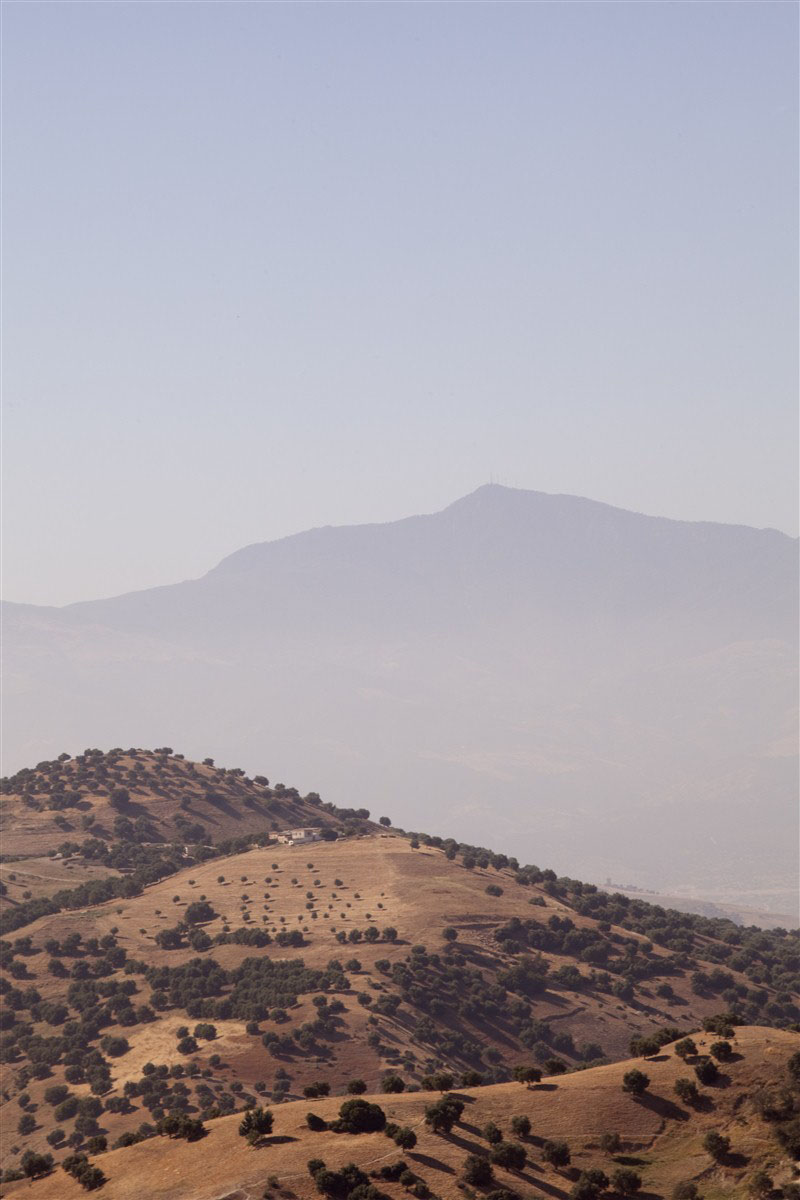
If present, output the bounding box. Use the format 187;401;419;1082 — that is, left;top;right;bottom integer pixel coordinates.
4;1025;799;1199
410;832;799;1028
143;956;349;1020
1;749;799;1192
0;749;380;934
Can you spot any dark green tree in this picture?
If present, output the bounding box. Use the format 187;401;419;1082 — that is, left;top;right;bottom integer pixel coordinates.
674;1078;699;1105
463;1155;494;1186
702;1131;729;1162
239;1106;274;1145
621;1069;649;1096
542;1140;570;1169
333;1099;386;1134
490;1142;527;1171
612;1168;642;1195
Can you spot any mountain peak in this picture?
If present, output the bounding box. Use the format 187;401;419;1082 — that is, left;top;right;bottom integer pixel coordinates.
3;484;796;914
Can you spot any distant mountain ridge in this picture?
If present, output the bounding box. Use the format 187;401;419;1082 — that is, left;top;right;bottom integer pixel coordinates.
3;486;797;910
57;485;799;635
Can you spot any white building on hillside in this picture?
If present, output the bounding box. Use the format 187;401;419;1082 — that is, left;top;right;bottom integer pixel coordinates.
276;828;319;845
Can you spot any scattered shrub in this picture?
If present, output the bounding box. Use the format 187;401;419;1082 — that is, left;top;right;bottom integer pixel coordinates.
510;1115;530;1138
612;1168;642;1195
702;1131;730;1162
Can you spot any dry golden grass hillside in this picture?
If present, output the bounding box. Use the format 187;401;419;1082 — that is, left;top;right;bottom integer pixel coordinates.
0;749;363;863
4;1026;798;1200
2;832;798;1179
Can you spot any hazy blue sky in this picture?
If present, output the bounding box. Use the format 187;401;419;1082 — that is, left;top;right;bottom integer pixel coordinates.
3;1;797;606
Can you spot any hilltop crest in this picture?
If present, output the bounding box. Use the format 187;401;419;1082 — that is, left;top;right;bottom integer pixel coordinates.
0;748;376;863
0;754;797;1186
3;489;796;909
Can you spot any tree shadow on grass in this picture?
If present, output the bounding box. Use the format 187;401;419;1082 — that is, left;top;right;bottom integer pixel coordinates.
459;946;504;972
637;1093;690;1122
515;1170;568;1198
721;1151;749;1169
409;1153;455;1175
259;1135;298;1147
115;798;154;822
446;1131;493;1158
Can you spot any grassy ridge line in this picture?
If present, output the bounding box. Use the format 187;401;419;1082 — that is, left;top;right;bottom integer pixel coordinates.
2;749;798;995
0;749;383;935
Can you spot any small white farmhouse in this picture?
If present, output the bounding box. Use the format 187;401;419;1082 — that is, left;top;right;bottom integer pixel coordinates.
275;828;319;845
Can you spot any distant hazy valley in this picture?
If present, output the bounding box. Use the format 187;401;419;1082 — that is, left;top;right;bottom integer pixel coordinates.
3;486;797;917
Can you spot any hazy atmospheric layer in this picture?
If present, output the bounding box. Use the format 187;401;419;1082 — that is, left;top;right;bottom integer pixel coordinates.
3;486;797;915
3;2;797;607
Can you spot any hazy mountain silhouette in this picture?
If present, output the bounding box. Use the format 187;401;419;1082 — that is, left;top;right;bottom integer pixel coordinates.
4;486;797;909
